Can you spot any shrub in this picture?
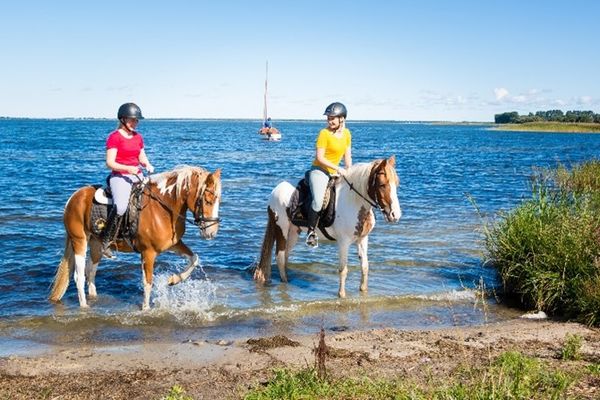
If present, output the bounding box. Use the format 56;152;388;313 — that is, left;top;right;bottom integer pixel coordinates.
485;161;600;326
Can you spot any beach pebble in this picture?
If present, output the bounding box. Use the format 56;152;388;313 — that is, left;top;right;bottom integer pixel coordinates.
520;310;547;319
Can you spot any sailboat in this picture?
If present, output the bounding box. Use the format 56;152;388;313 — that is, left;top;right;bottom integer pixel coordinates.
258;61;281;141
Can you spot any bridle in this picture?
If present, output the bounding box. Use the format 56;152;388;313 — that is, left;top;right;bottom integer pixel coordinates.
341;161;392;219
190;185;221;229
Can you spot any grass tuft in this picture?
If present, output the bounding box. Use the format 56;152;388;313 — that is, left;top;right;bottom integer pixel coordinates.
161;385;193;400
561;333;583;361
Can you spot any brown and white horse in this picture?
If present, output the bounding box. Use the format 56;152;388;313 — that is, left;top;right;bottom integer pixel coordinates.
49;166;222;310
254;156;401;297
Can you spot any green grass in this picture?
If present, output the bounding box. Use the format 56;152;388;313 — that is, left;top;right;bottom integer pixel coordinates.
493;121;600;133
484;161;600;326
244;351;581;400
161;385;193;400
561;334;583;361
588;363;600;375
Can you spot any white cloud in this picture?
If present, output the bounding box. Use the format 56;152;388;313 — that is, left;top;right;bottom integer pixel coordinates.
494;87;509;101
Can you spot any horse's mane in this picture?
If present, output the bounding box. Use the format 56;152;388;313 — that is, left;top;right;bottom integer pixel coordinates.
344;161;376;192
150;165;209;197
344;159;399;192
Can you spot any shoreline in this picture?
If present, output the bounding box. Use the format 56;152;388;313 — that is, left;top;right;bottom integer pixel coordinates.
1;318;598;399
490;122;600;133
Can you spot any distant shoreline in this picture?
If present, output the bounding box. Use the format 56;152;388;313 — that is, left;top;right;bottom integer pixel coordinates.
4;118;598;132
0;116;491;124
491;121;600;133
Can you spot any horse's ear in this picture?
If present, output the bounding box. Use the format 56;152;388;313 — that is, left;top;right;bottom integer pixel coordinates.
388;155;396;167
212;168;222;179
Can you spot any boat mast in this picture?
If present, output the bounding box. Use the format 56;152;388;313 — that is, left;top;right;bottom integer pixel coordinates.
263;61;268;124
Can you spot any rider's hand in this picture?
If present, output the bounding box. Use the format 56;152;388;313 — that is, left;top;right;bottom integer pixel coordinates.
127;166;140;175
145;164;155;174
337;167;347;176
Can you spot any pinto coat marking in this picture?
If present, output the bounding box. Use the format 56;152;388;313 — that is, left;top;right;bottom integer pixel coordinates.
254;156;401;297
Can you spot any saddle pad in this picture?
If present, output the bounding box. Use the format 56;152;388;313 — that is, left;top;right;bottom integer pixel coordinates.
94;187;113;205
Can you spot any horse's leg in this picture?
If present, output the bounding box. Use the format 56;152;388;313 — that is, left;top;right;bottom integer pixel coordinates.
337;241;351;298
141;250;157;310
167;241;198;286
275;225;294;282
357;235;369;292
71;236;89;308
86;238;103;298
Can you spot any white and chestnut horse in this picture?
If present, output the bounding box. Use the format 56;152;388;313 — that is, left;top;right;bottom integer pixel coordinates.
254;156;401;297
49;166;221;310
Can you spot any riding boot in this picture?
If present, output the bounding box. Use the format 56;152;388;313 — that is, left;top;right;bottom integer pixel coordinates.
101;209;122;259
305;208;320;248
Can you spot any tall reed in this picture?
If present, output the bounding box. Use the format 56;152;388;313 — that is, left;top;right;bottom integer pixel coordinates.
485;161;600;326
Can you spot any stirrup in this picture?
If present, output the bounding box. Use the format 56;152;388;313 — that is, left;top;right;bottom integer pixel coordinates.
305;231;318;248
102;242;116;259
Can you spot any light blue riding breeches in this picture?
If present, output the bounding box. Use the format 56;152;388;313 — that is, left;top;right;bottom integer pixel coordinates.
109;173;142;215
308;167;330;212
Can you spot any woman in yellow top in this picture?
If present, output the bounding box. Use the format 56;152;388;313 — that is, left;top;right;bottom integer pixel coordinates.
306;102;352;248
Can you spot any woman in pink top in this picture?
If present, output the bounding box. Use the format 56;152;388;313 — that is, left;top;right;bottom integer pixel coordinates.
101;102;154;258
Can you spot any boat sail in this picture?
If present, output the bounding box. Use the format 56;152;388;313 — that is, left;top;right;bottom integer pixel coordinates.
258;61;281;141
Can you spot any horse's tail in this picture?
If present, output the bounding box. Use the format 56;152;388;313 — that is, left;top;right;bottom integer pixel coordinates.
49;236;75;302
254;206;277;283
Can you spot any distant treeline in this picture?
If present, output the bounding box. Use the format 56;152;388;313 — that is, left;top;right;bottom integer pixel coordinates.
495;110;600;124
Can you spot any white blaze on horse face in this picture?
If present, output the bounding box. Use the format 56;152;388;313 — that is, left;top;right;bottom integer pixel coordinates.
200;181;221;240
379;162;401;223
212;197;220;220
387;181;401;222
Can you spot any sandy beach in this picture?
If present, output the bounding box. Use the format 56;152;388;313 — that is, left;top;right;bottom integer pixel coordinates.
0;318;598;399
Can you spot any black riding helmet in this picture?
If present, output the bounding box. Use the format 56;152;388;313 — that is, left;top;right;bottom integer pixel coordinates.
323;102;347;118
117;103;144;120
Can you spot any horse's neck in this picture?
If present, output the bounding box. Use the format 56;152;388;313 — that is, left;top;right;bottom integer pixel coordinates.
148;183;189;215
337;166;371;208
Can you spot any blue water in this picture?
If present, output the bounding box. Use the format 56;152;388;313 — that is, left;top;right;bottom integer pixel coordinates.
0;119;598;351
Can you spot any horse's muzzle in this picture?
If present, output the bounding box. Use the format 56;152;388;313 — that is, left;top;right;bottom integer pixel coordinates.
198;218;220;239
383;208;401;223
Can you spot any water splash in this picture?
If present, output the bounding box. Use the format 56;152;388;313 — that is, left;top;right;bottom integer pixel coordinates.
150;272;220;322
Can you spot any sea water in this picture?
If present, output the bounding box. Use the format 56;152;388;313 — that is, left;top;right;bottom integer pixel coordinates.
0;119;597;352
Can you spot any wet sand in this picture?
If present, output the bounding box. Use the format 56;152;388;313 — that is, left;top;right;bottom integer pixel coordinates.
0;318;599;399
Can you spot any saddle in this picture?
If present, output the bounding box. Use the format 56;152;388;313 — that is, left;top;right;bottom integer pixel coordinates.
90;180;146;252
287;174;338;239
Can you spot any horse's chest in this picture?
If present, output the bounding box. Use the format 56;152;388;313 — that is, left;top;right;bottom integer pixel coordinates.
353;206;375;237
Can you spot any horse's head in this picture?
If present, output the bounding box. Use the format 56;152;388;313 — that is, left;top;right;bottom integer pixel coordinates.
192;168;222;239
368;156;401;223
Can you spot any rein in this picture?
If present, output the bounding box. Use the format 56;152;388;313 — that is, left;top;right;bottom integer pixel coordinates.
140;180;220;230
342;175;381;211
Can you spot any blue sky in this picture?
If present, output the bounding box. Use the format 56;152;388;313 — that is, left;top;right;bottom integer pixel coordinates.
1;0;598;121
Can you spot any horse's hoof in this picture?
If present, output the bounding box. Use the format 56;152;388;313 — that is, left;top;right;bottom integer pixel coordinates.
338;291;346;298
253;271;265;283
168;274;182;286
